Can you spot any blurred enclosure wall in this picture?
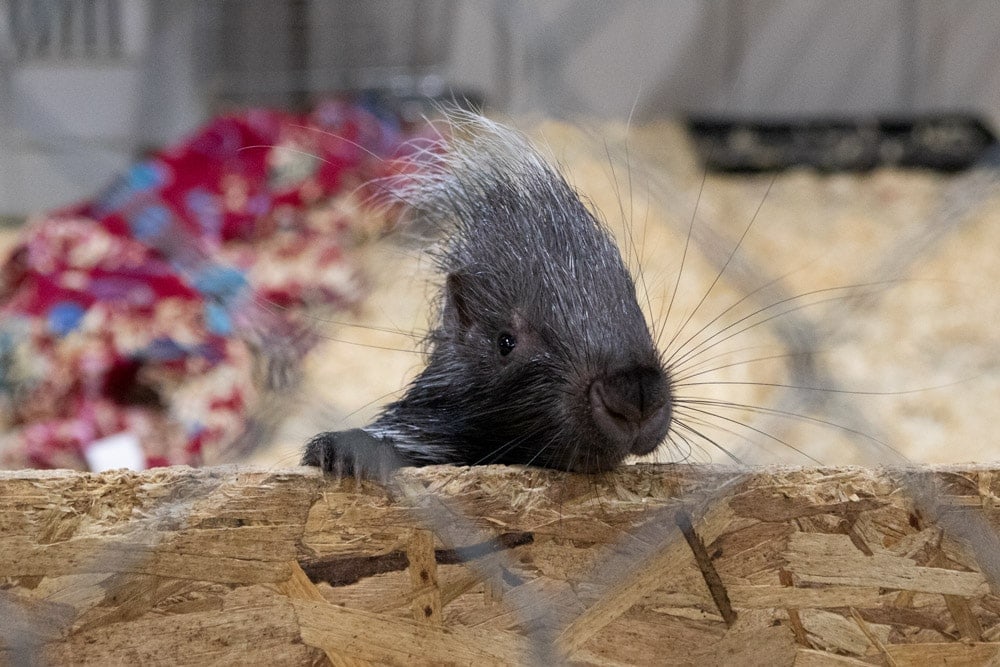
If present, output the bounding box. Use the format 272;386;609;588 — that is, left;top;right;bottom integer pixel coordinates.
1;0;998;215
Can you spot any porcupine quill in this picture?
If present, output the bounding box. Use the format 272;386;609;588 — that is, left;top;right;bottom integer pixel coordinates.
302;112;673;478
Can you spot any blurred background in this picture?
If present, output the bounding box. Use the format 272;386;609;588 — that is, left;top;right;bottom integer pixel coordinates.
2;0;999;216
0;0;998;471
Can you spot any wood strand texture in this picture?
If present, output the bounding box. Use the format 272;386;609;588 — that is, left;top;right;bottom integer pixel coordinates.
2;464;1000;665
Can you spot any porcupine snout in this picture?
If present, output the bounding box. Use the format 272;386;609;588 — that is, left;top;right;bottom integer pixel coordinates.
589;365;672;457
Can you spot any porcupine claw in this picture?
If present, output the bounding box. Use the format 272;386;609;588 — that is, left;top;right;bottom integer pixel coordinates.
302;429;404;482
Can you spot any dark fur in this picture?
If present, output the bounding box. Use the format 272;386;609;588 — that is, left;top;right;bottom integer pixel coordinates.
303;114;672;476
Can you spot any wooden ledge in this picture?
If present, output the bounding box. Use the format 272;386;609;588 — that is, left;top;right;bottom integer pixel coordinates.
2;464;1000;664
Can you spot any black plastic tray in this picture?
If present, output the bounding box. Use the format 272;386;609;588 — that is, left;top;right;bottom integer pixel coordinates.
686;115;998;173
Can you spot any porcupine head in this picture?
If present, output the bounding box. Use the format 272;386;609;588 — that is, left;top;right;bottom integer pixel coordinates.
303;112;673;477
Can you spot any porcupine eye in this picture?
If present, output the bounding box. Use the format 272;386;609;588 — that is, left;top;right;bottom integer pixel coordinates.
497;332;517;356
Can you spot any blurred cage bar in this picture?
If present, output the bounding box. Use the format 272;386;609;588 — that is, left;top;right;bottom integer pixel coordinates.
0;0;150;217
4;0;460;101
6;0;123;61
0;0;465;215
200;0;460;113
2;0;999;216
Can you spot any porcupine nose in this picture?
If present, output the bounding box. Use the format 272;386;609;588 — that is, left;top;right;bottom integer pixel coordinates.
589;366;672;456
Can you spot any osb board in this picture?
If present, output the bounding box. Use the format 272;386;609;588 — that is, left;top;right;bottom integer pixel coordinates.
3;464;1000;665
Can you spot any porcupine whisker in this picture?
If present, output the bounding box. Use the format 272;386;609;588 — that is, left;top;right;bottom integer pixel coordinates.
456;422;544;472
313;322;424;343
247;121;454;223
303;332;423;354
654;263;813;369
516;431;563;470
627;157;851;451
663;430;697;464
287;117;450;177
670;417;748;465
668;378;950;464
659;164;711;352
672;398;908;462
340;388;413;422
675;378;969;398
603;141;658;341
668;417;746;464
237;292;426;362
651;215;916;468
673;404;826;465
660;178;779;353
252;123;401;164
237;142;413;215
668;347;807;384
669;409;822;466
646;194;963;466
673;420;727;464
250;292;428;340
664;280;902;374
416;413;554;494
601;92;665;349
665;272;966;381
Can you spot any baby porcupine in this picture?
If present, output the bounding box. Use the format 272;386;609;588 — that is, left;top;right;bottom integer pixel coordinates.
303;112;673;477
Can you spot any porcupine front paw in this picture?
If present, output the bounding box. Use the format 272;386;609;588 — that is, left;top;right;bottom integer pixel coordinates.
302;429;403;481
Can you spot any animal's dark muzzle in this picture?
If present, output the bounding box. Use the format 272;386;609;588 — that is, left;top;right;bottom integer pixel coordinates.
588;365;672;457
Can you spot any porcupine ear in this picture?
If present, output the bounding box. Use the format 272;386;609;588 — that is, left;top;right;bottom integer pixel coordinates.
444;272;476;334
